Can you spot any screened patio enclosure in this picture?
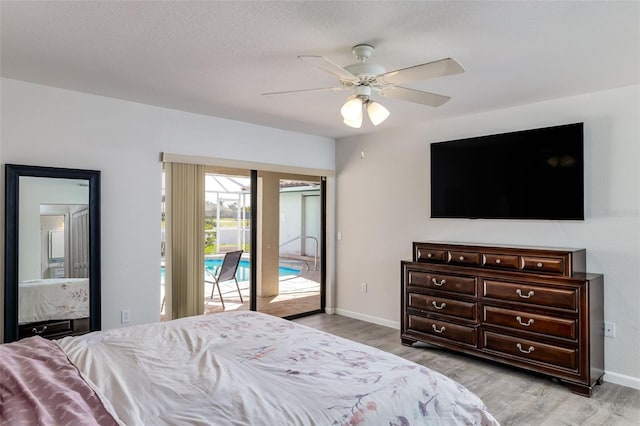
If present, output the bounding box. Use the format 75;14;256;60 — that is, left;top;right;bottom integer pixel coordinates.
204;174;251;255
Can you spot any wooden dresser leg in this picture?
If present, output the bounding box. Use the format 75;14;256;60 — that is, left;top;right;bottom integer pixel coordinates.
401;337;417;346
560;380;593;397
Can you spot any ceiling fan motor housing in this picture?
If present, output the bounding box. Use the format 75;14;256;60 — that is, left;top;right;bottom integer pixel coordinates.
344;62;386;79
343;44;386;82
352;44;375;61
354;85;372;99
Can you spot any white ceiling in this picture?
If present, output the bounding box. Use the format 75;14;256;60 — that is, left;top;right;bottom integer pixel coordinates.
1;1;638;139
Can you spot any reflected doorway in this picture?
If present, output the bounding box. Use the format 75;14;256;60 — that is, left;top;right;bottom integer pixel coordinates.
40;204;89;280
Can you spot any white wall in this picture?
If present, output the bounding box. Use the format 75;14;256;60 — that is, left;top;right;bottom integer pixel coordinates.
0;78;335;338
280;192;304;255
280;189;321;256
335;85;640;389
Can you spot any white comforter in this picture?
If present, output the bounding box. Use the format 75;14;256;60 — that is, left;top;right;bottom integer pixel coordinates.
58;311;499;426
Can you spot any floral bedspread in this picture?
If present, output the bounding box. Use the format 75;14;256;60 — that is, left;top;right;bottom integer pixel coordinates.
18;278;89;324
58;311;499;425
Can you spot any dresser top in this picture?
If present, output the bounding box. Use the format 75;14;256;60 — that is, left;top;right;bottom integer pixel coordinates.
416;241;585;253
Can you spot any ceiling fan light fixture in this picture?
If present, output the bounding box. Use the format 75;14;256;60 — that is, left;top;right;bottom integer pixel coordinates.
343;114;363;129
340;95;363;121
367;101;390;126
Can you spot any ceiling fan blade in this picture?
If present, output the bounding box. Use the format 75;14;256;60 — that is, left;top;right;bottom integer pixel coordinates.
379;86;451;107
299;55;357;82
380;58;464;86
262;87;347;96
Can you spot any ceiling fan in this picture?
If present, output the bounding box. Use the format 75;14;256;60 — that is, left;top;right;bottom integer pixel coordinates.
263;44;464;128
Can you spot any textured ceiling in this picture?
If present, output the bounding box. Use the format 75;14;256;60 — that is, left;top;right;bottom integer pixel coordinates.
1;1;639;139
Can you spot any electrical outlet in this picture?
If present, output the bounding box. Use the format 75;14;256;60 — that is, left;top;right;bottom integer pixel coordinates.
361;282;367;293
121;309;131;323
604;321;615;338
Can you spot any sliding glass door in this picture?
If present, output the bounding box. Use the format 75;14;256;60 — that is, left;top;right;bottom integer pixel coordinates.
203;171;251;315
160;166;325;320
254;176;322;318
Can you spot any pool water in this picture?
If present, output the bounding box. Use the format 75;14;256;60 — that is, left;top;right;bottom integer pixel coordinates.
161;258;299;282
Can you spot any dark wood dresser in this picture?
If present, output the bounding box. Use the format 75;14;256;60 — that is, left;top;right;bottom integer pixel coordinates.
401;241;604;396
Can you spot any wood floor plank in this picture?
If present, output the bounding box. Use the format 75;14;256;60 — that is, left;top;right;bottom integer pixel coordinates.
294;313;640;426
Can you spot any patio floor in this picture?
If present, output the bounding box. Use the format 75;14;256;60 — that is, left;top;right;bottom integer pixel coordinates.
161;256;321;319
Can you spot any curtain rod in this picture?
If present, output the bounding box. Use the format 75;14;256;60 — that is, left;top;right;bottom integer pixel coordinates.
160;152;334;177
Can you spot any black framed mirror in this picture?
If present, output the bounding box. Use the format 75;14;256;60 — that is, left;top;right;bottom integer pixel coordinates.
4;164;101;342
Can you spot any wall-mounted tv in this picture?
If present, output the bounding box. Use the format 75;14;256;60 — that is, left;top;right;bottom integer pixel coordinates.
430;122;584;220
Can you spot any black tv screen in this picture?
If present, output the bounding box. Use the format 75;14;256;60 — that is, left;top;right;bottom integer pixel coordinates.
430;123;584;220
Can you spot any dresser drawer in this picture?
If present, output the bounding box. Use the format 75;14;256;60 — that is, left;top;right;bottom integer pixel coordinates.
411;242;584;276
521;256;565;275
19;320;72;339
415;247;448;263
483;306;577;340
72;317;90;334
483;279;578;311
409;315;476;346
482;331;577;370
449;250;481;266
18;318;90;340
482;253;520;270
407;271;476;295
409;293;477;320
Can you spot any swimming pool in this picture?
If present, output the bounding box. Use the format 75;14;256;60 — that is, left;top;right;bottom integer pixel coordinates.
160;258;300;282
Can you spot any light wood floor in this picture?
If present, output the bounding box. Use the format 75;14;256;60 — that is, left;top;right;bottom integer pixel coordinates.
294;313;640;426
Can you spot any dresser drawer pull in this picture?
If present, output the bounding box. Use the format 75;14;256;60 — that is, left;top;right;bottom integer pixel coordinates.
31;325;48;335
516;316;535;327
427;253;433;258
495;259;501;264
516;289;535;299
537;262;543;268
431;278;447;286
459;256;465;261
432;324;446;334
516;343;535;354
432;301;447;310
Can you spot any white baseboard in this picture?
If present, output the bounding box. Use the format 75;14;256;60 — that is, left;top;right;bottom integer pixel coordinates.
604;371;640;390
333;308;400;330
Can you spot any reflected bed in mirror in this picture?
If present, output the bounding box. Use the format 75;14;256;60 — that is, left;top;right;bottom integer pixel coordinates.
4;164;101;342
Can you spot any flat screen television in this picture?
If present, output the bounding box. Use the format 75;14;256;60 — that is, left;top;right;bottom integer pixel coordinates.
430;122;584;220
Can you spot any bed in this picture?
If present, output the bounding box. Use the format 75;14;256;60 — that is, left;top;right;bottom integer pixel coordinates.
0;311;499;425
18;277;89;324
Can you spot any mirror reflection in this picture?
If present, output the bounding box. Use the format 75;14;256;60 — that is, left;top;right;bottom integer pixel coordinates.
48;225;65;265
18;178;90;332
